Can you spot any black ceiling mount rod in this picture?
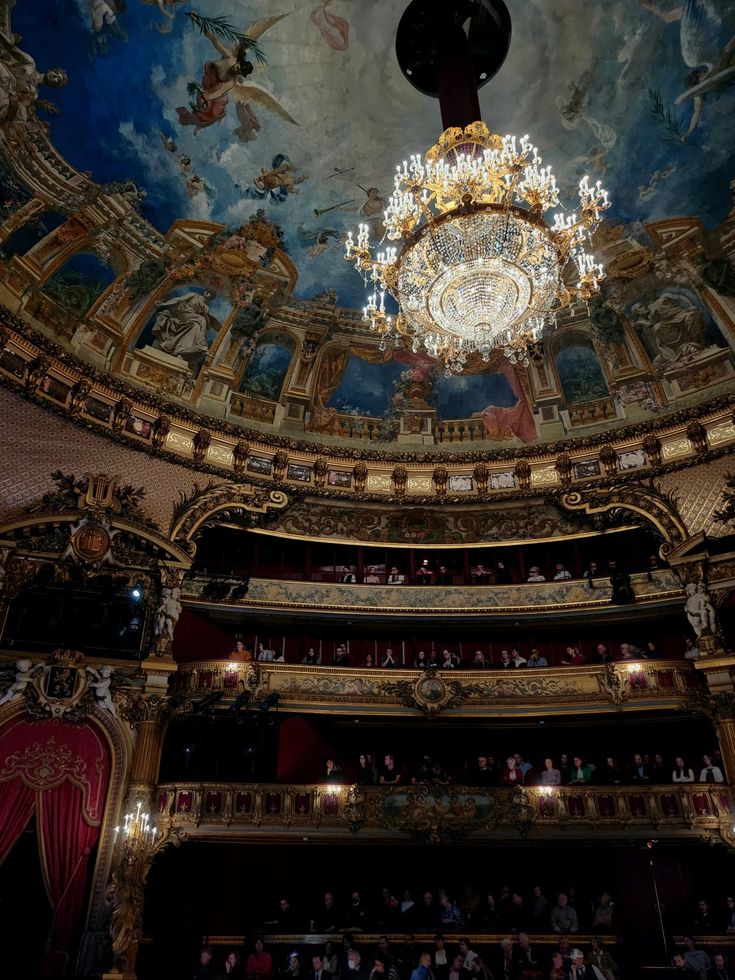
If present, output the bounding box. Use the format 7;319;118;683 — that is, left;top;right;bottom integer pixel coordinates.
395;0;512;130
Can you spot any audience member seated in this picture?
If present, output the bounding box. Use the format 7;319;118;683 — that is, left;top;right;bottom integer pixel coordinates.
650;752;668;783
382;648;398;668
707;952;731;979
724;895;735;934
222;949;243;980
502;756;524;786
553;563;572;580
645;640;664;659
339;566;357;583
591;893;615;933
246;939;273;980
473;755;498;786
365;654;376;668
541;757;561;786
587;938;617;980
527;648;548;667
683;936;711;977
438;894;464;929
471;650;488;668
379;753;402;785
334;645;350;667
510;648;527;668
550;893;579;934
472;564;492;585
609;561;635;604
495;561;513;584
604;757;623;785
631;753;651;783
569;756;593;784
322;942;339;978
193;946;219;980
692;898;716;934
672;756;696;783
416;560;433;585
427;650;440;668
387;567;405;585
229;639;253;662
514;753;534;779
595;643;612;663
356;753;376;785
527;565;546;583
302;647;321;665
364;567;381;584
499;650;513;669
414;650;428;669
440;649;455;670
409;953;434;980
431;761;451;786
561;645;586;666
583;561;600;588
700;754;725;783
435;565;454;586
257;642;277;662
310;893;340;934
323;759;342;782
684;636;700;661
411;755;433;784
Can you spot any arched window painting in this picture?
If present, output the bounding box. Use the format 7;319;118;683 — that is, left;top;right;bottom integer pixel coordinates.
1;210;66;261
41;252;115;315
435;371;518;418
327;356;405;417
240;341;294;400
628;287;725;368
555;340;609;404
135;286;232;375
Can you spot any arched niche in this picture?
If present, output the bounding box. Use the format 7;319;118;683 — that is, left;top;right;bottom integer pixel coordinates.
238;330;296;400
41;251;116;316
132;283;234;379
553;334;609;405
1;210;67;261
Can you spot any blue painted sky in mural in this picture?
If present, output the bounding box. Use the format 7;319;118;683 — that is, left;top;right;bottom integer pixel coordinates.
11;0;735;309
328;357;405;417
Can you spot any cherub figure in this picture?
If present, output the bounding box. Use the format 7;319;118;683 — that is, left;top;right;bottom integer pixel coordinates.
0;659;36;707
88;665;116;716
685;581;717;636
154;587;182;641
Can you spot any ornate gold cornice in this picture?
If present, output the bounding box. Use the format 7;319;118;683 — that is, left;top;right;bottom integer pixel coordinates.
173;660;693;717
2;311;735;509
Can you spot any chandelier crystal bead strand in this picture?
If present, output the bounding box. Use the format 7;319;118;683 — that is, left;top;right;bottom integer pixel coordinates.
345;122;610;374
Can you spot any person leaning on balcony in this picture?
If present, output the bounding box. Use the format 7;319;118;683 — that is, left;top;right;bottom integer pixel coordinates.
550;893;579;934
700;754;725;783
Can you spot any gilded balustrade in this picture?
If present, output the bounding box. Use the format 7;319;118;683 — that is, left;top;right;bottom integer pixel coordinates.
181;570;683;618
153;782;735;845
172;660;696;718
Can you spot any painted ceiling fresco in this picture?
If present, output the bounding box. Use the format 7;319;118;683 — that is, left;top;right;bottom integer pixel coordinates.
12;0;735;309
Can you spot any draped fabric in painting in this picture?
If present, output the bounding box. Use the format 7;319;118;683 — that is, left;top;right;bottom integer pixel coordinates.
0;715;111;950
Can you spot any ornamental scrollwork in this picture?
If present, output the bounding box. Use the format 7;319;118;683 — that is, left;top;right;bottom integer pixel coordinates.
561;479;688;545
168;480;289;547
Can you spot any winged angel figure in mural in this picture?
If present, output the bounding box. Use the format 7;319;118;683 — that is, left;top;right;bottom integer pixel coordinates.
176;13;298;141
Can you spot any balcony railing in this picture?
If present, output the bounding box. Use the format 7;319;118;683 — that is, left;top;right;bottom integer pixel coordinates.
172;660;697;717
182;569;683;617
154;782;734;843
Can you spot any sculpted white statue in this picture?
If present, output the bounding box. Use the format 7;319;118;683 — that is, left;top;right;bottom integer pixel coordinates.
685;581;717;637
155;587;182;641
152;290;216;371
0;35;68;129
88;665;116;716
0;659;36;706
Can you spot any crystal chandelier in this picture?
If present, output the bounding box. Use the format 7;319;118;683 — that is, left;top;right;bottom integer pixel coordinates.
345;121;610;374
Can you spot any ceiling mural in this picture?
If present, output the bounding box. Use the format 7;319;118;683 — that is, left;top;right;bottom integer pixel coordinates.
0;1;734;452
8;0;735;308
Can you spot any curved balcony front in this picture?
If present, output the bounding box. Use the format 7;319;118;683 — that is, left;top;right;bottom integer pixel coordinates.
154;781;734;844
181;569;683;622
173;660;697;718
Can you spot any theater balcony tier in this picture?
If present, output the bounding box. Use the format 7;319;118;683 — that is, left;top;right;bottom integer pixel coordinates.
182;570;683;622
173;660;698;718
153;782;735;845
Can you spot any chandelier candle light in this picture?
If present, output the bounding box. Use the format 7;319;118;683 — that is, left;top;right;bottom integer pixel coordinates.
345;121;610;374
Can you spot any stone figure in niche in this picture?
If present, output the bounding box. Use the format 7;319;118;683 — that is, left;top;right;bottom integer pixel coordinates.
231;296;267;340
154;586;182;641
87;665;116;716
124;258;168;305
152;290;215;372
685;581;717;637
631;291;711;366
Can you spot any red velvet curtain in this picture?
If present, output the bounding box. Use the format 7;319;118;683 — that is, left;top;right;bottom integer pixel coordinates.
0;777;35;863
0;715;111;951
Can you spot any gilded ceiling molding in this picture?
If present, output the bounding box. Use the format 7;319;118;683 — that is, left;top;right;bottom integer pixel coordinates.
168;480;289;550
561;481;688;548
